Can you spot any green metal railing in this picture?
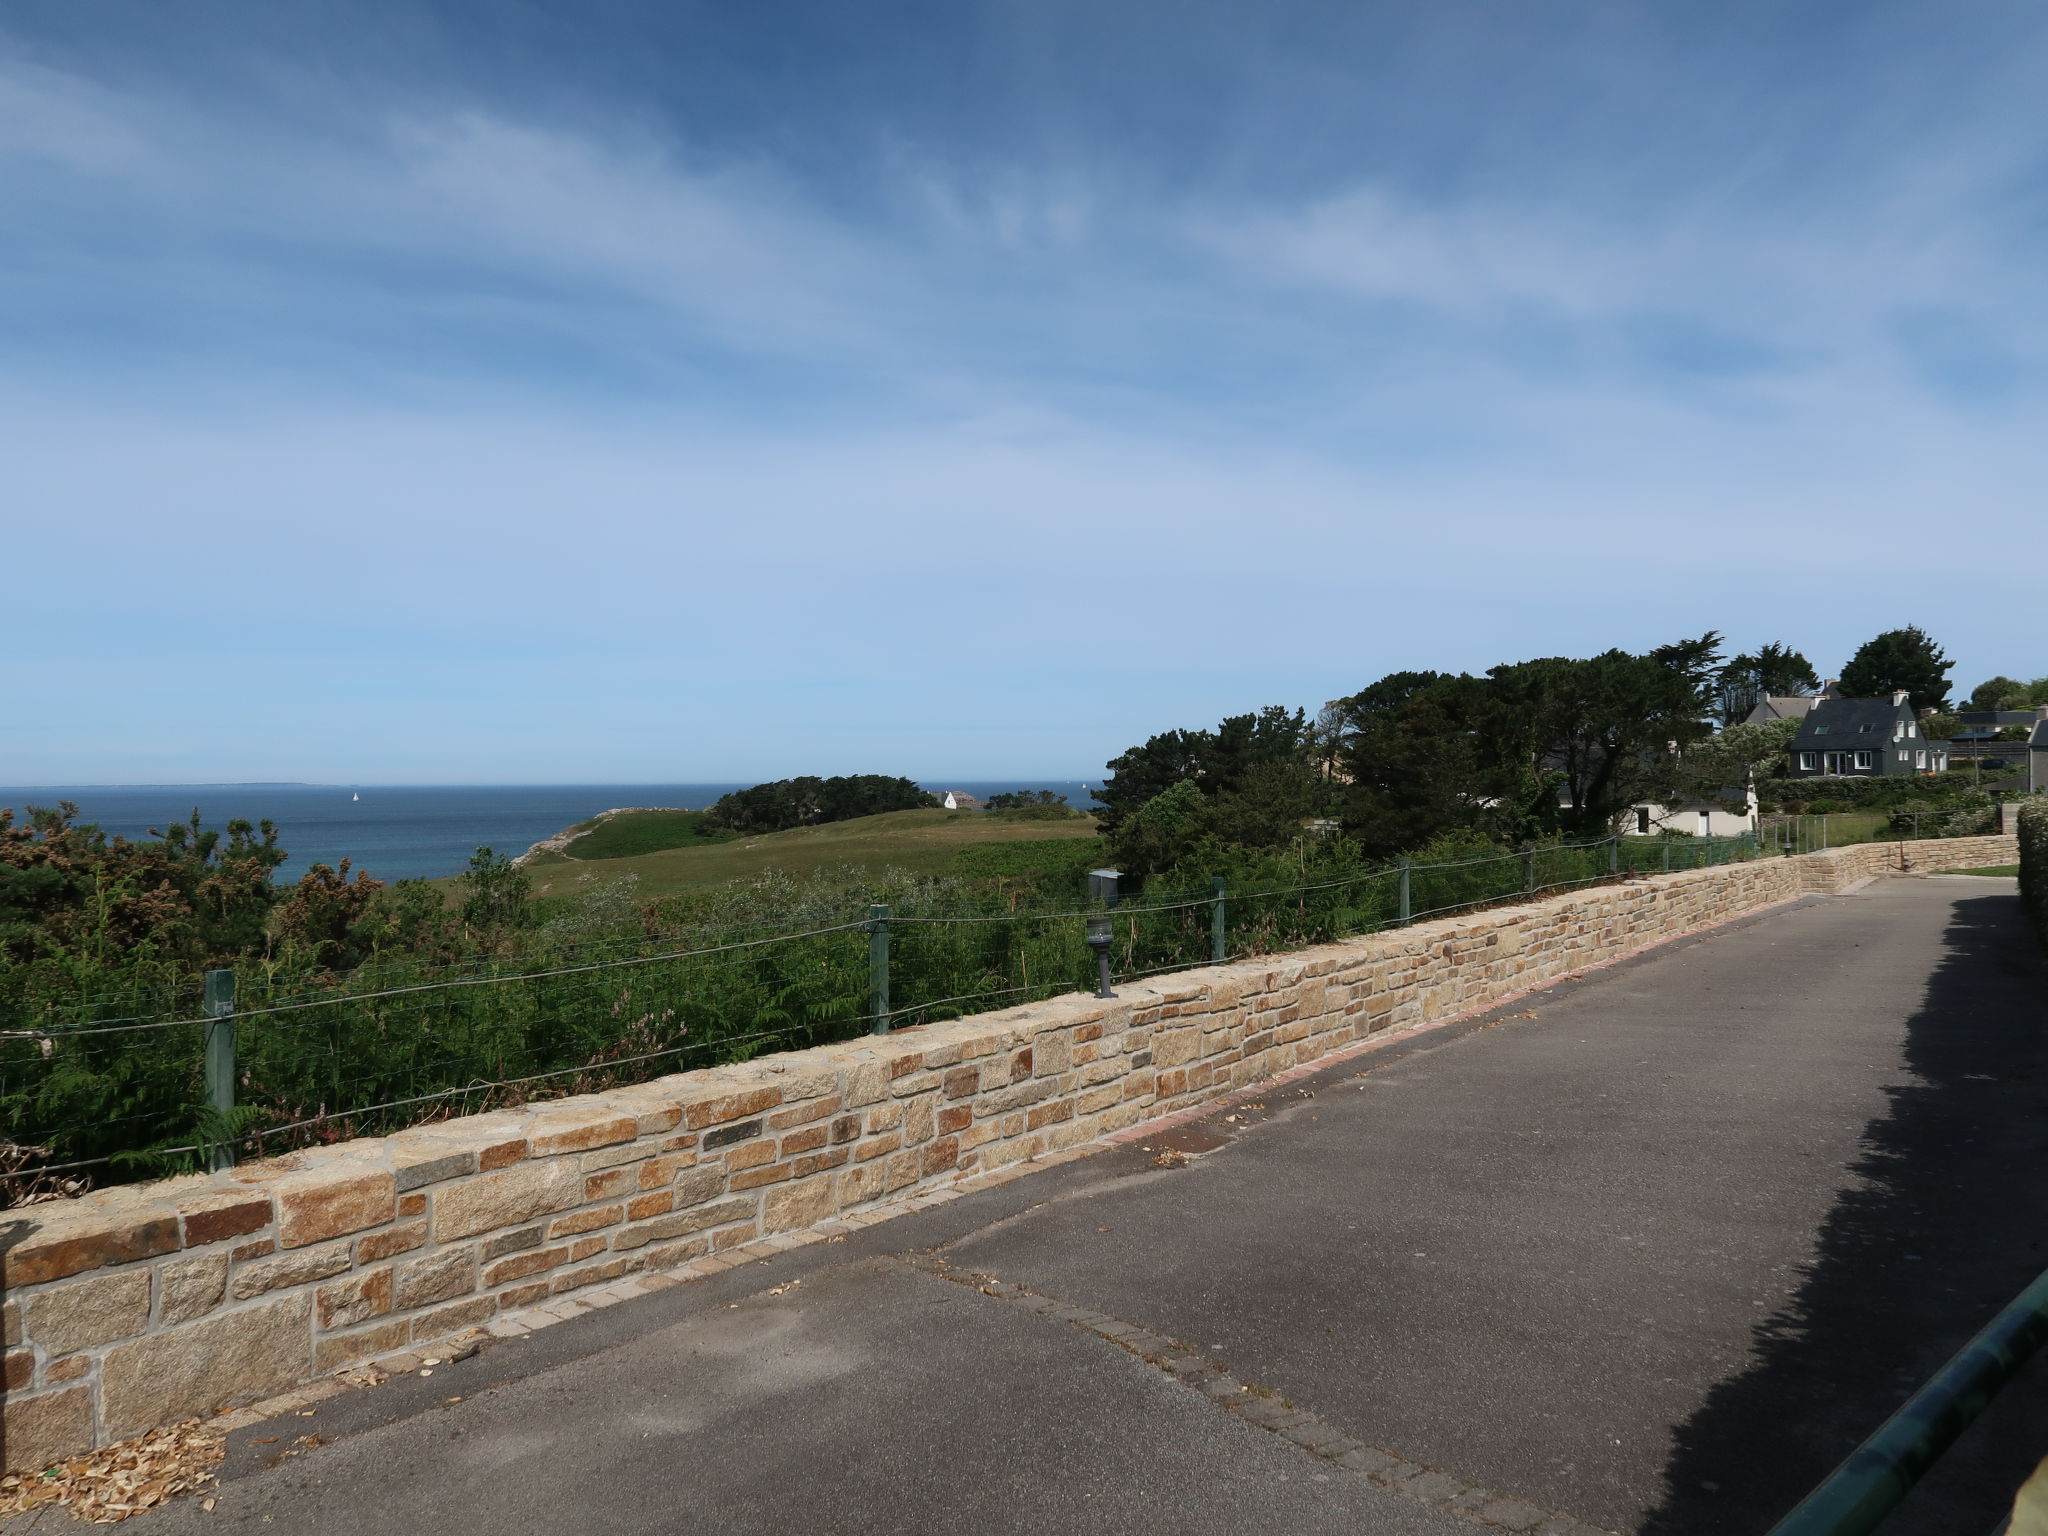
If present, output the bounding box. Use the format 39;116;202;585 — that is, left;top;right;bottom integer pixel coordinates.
2;831;1760;1194
1766;1266;2048;1536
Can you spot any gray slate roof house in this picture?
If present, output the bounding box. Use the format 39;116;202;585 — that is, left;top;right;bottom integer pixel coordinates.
1743;679;1838;726
1786;692;1948;779
1744;695;1822;724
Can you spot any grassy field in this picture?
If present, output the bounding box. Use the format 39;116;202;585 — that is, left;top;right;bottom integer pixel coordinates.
522;807;1104;898
1761;812;1894;850
539;808;737;862
1953;865;2020;877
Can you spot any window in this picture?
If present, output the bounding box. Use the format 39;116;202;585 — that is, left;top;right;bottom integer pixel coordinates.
1800;752;1818;771
1895;722;1906;740
1855;751;1874;769
1859;723;1877;733
1636;808;1651;834
1908;722;1917;738
1814;725;1831;735
1698;811;1711;835
1916;749;1927;769
1898;751;1910;763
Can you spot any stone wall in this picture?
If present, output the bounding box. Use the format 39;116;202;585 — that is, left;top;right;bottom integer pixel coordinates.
0;834;2016;1473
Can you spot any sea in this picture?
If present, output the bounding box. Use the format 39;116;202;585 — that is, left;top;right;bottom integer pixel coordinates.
0;781;1108;883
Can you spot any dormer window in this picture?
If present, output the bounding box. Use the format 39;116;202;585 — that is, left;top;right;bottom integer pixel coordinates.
1814;725;1830;735
1859;723;1877;733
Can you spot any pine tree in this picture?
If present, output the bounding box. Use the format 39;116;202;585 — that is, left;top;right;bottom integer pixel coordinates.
1838;626;1953;710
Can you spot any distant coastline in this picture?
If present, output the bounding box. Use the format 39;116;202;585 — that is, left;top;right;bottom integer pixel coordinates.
2;781;1105;883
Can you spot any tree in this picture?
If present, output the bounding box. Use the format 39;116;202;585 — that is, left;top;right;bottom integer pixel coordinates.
1838;627;1953;710
1717;643;1820;725
1328;672;1503;858
1967;676;2048;710
1095;706;1316;838
1485;633;1724;838
1677;718;1801;802
1097;705;1335;874
703;775;938;834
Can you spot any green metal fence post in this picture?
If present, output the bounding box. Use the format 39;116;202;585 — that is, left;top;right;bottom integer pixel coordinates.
1607;835;1619;874
1397;859;1412;926
202;968;237;1171
1661;831;1671;872
1210;878;1227;964
1822;814;1830;852
1524;848;1536;893
867;904;891;1035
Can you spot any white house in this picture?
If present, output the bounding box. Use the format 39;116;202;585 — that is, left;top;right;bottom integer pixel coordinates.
1625;791;1758;839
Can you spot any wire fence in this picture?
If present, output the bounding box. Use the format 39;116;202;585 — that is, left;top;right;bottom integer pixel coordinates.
0;831;1760;1198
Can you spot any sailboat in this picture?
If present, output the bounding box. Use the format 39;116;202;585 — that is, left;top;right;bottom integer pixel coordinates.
351;792;360;802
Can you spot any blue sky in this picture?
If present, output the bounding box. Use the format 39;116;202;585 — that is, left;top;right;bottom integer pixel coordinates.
5;0;2045;784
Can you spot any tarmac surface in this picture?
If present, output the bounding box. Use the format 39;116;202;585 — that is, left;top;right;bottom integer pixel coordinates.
26;874;2046;1536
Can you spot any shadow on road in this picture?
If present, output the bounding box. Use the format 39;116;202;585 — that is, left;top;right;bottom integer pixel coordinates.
1641;888;2048;1536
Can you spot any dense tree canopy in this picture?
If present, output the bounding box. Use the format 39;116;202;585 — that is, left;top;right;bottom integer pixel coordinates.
1094;707;1333;874
703;775;938;834
1484;634;1724;839
1326;671;1499;857
1968;675;2048;710
1099;634;1726;872
1838;626;1953;710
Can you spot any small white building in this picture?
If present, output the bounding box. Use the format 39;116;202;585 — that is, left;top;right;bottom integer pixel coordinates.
939;791;982;811
1625;791;1758;839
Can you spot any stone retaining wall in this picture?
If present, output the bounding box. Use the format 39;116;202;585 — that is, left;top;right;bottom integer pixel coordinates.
0;834;2016;1473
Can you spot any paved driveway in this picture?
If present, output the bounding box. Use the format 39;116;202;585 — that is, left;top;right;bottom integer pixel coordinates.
33;876;2045;1536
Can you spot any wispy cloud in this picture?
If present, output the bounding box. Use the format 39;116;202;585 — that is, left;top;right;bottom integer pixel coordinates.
3;2;2046;782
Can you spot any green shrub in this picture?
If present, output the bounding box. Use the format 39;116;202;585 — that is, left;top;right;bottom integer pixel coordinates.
1759;771;2017;814
2020;801;2048;946
2;828;1764;1196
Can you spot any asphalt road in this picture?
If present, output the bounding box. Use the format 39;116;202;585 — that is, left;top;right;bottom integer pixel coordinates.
34;875;2044;1536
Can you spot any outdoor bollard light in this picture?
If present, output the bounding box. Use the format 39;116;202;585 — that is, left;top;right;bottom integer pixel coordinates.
1088;868;1120;999
1088;913;1115;998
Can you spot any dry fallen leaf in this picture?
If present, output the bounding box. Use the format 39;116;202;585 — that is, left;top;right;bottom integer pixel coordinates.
1152;1149;1191;1169
0;1420;224;1524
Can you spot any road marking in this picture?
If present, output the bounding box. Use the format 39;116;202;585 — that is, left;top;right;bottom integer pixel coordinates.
907;1253;1616;1536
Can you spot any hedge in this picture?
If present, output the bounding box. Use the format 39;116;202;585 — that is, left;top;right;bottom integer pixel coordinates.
1759;770;2020;812
2021;800;2048;946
